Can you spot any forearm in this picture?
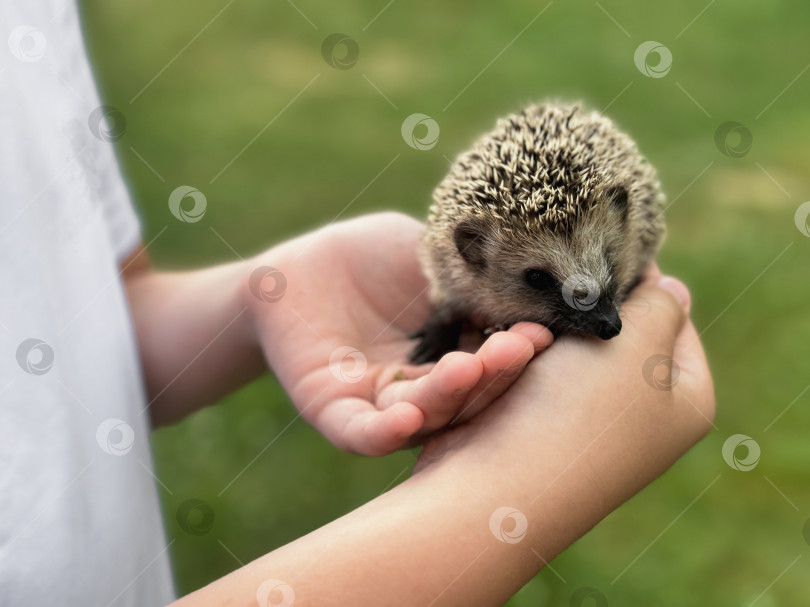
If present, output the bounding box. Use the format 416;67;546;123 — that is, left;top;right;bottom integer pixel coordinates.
165;266;711;606
172;351;707;607
124;257;265;426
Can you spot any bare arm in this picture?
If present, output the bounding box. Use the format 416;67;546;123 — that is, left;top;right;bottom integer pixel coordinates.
172;275;714;606
121;248;266;426
122;214;550;443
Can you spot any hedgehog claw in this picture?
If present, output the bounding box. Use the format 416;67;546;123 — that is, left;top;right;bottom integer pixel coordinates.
483;323;511;336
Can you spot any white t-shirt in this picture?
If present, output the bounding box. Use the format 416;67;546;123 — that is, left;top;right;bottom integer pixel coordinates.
0;2;175;605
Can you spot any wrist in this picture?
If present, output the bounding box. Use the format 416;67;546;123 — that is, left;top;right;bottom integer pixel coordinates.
238;245;292;364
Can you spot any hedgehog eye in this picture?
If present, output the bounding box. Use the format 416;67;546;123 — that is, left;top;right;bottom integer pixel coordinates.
524;268;555;291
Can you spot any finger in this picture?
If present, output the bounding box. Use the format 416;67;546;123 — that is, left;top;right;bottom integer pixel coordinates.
452;330;537;424
380;351;484;433
313;397;424;456
627;275;713;431
671;315;716;431
672;315;709;379
622;276;689;351
642;261;663;282
385;326;550;433
508;322;554;352
658;276;692;313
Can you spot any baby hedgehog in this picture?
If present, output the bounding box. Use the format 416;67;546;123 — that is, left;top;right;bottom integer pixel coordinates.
409;103;666;364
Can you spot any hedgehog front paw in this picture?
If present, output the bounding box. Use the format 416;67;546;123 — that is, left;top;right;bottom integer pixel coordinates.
482;323;512;336
408;318;463;364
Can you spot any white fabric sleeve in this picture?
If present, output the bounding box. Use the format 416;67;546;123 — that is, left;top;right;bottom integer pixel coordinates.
96;144;143;262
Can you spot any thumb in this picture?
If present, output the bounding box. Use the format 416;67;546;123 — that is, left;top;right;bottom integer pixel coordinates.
621;275;689;352
671;315;716;427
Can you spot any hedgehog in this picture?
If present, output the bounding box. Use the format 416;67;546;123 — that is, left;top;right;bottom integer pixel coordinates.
409;103;666;364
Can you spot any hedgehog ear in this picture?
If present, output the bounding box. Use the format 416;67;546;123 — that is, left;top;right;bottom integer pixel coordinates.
605;185;629;219
454;219;489;271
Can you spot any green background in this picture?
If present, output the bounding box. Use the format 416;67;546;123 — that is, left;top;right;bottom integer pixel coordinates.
81;0;810;604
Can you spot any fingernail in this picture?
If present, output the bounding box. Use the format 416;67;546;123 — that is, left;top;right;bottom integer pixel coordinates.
658;276;691;313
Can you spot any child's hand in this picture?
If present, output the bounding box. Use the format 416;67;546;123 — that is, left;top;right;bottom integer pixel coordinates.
174;252;715;607
243;213;553;455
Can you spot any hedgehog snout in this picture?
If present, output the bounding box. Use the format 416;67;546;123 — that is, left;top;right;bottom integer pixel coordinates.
567;300;622;340
549;299;623;341
596;315;622;339
594;306;622;340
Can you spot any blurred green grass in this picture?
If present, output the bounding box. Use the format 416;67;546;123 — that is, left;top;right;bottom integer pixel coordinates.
80;0;810;604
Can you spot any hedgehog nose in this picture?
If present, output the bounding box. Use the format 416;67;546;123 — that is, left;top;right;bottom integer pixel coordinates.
595;308;622;340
